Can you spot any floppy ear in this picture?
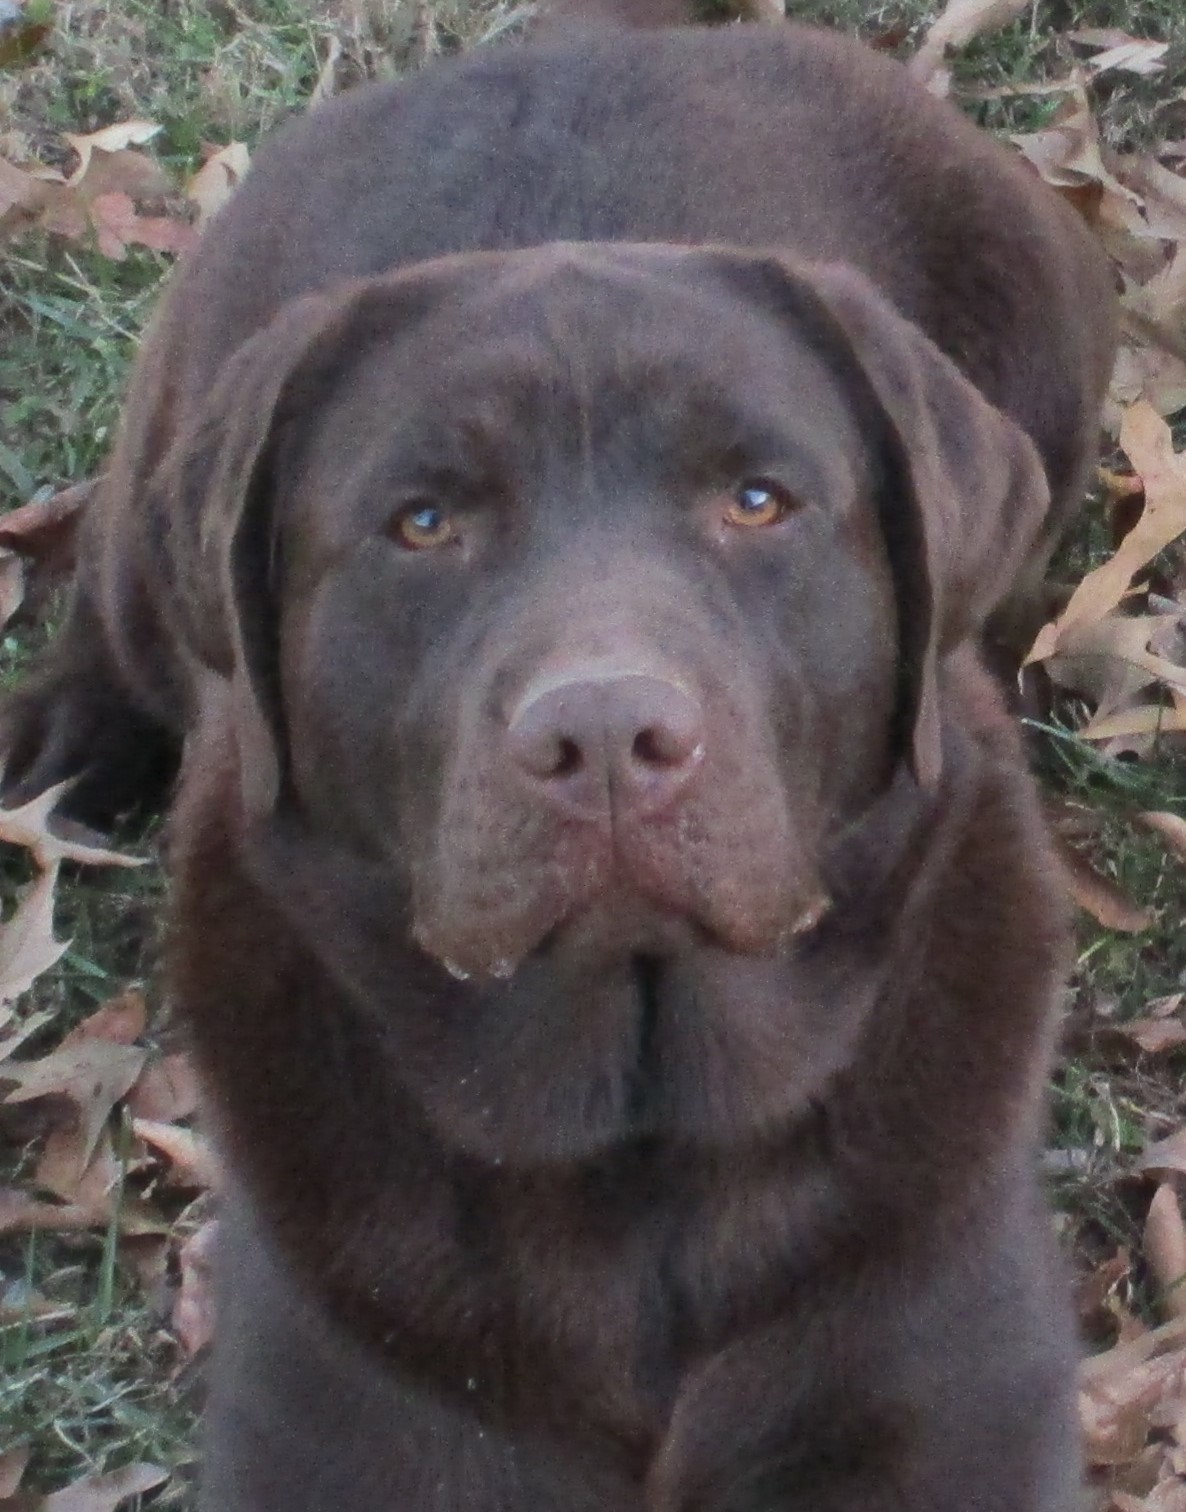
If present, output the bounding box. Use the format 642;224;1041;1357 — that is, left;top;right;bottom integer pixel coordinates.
141;277;436;815
694;250;1052;789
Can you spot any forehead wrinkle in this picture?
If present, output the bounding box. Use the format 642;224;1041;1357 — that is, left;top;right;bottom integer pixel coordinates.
535;284;599;493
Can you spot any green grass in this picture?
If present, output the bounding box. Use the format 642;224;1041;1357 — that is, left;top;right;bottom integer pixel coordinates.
2;0;1186;1501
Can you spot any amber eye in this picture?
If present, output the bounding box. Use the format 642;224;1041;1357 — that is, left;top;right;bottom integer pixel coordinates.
723;481;795;529
389;502;457;551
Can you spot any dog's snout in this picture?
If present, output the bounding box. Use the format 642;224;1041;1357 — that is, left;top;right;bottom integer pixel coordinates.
508;673;705;819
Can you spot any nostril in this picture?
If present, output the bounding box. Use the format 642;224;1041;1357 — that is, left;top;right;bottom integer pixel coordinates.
553;737;584;779
632;725;694;769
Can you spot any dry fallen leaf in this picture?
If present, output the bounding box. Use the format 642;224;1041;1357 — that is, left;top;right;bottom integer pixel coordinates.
1070;31;1169;79
0;478;92;579
1081;703;1186;742
1141;811;1186;864
88;191;197;261
1056;836;1153;933
0;1446;29;1499
61;121;161;186
126;1052;200;1123
186;141;249;228
41;1462;168;1512
60;991;147;1050
173;1218;219;1357
0;1185;110;1235
1046;613;1186;721
0;548;25;630
911;0;1029;87
1;1035;147;1171
0;865;66;1006
133;1118;222;1191
1030;405;1186;664
1140;1132;1186;1180
1147;1184;1186;1320
1105;1019;1186;1055
0;783;144;868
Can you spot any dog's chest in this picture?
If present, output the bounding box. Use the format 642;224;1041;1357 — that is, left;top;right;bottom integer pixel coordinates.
490;1140;843;1446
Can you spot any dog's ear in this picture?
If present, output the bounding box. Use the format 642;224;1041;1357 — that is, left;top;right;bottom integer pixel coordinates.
142;276;437;815
694;250;1052;789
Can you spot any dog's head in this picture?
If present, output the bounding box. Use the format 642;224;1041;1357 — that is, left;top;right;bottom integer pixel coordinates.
153;243;1049;1160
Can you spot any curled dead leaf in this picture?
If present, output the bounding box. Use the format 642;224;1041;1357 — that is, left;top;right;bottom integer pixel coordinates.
1139;1131;1186;1180
1147;1185;1186;1320
1029;405;1186;665
1056;836;1152;933
1082;704;1186;742
0;782;144;868
133;1117;222;1191
1141;811;1186;864
0;1444;29;1498
911;0;1029;88
187;141;249;228
1;1035;147;1171
0;864;66;1006
61;121;161;186
0;478;92;578
173;1218;219;1357
41;1461;168;1512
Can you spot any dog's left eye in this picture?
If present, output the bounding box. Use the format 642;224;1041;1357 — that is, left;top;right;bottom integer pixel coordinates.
723;481;796;529
388;502;458;551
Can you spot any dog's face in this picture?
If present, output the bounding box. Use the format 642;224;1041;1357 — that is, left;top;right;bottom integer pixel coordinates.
156;244;1049;1162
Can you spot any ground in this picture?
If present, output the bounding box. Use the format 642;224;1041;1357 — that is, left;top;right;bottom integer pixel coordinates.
1;0;1186;1507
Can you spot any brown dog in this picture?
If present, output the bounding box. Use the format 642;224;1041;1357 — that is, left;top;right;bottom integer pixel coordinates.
3;5;1115;1509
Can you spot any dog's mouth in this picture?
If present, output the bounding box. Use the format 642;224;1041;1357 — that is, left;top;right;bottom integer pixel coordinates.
626;953;665;1130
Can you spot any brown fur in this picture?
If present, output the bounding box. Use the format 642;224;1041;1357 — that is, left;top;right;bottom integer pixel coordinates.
0;6;1116;1509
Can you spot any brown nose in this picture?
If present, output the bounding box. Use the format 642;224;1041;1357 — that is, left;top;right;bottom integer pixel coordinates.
508;674;705;820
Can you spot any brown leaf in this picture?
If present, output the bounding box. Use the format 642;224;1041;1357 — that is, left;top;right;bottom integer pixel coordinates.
0;1186;105;1234
0;1447;29;1499
0;865;66;1005
1140;1132;1186;1179
0;1003;54;1060
0;153;55;229
42;1462;168;1512
1071;33;1169;79
88;192;197;261
126;1052;200;1123
1010;83;1145;231
1147;1185;1186;1320
1056;836;1153;933
1044;613;1186;717
1107;1019;1186;1055
1;1036;147;1170
61;121;161;187
59;991;147;1050
1029;406;1186;664
1141;811;1186;864
132;1118;221;1191
1082;703;1186;742
911;0;1028;87
173;1218;218;1357
0;784;145;868
186;141;249;228
0;479;91;577
0;549;25;630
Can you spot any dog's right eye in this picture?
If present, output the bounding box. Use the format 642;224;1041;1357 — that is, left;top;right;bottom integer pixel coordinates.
387;502;458;551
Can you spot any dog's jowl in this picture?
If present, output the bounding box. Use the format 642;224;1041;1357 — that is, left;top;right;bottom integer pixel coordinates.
0;3;1117;1508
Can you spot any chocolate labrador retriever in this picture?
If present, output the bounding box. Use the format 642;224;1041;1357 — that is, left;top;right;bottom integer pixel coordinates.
2;2;1116;1508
